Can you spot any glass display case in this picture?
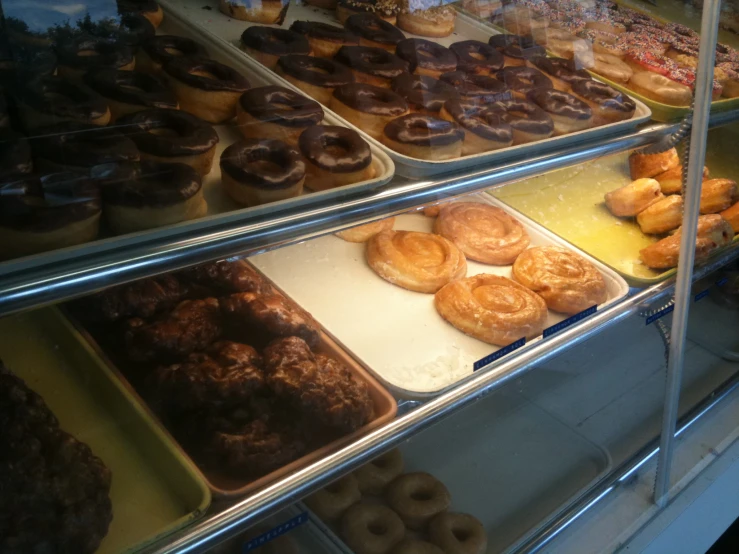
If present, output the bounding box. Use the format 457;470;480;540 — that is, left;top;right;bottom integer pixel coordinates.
1;0;739;552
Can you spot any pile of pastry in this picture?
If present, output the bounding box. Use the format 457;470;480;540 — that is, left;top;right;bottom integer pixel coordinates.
488;0;739;105
334;201;608;346
605;148;737;269
78;259;376;481
306;448;488;554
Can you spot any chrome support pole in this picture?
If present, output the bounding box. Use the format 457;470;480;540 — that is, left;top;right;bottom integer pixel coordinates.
653;0;722;506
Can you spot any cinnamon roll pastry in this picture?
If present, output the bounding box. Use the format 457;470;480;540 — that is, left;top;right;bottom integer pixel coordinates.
512;246;607;314
637;195;683;234
434;202;530;265
604;178;663;217
434;274;547;346
335;217;395;242
366;230;467;293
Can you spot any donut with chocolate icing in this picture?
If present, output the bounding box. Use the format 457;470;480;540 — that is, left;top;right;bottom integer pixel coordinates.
0;130;32;180
220;139;306;206
84;68;177;121
334;46;408;88
56;36;135;80
117;108;219;176
526;88;593;135
97;160;205;234
298;125;375;190
275;55;355;105
16;76;111;129
396;38;456;78
289;21;359;58
439;98;513;155
381;113;463;160
118;0;164;28
487;99;554;144
0;171;101;258
137;35;208;74
330;82;408;139
570;79;635;125
449;40;504;75
237;86;324;145
495;66;553;99
219;0;289;25
344;13;405;52
391;74;456;115
240;27;311;69
488;34;546;67
164;58;251;123
526;56;592;92
337;0;400;24
438;71;511;104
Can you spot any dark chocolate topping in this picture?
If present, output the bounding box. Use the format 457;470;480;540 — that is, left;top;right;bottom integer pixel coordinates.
450;40;504;73
333;83;408;116
335;46;408;79
487;98;554;135
396;38;457;74
289;21;359;45
56;36;134;71
0;130;32;180
117;108;219;157
241;27;310;56
276;55;355;87
391;73;456;112
239;86;323;128
571;79;636;113
18;76;109;121
344;13;405;46
527;56;592;86
220;139;306;190
141;35;208;65
488;34;537;50
338;0;400;16
31;122;139;167
496;66;553;96
439;71;511;103
443;98;513;142
298;125;372;173
164;58;251;93
526;88;593;120
384;113;463;147
84;68;177;109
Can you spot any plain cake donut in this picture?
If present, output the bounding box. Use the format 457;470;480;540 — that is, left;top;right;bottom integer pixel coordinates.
305;473;361;521
428;512;488;554
341;503;406;554
385;472;451;530
353;448;404;494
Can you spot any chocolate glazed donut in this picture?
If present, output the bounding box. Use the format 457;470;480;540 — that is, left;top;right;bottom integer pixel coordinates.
440;98;513;155
330;82;408;139
570;79;636;125
56;36;135;79
396;38;457;78
137;35;208;74
526;88;593;135
117;108;219;176
495;66;552;99
391;74;456;114
449;40;504;75
237;86;324;144
118;0;164;28
0;130;32;180
275;55;355;105
289;21;359;58
439;71;511;104
299;125;375;190
220;139;306;206
241;27;310;69
334;46;408;88
488;34;545;66
381;113;464;160
487;98;554;144
84;68;177;121
526;56;592;91
344;13;405;51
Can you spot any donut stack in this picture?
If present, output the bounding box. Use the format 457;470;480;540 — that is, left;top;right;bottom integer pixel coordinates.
306;448;490;554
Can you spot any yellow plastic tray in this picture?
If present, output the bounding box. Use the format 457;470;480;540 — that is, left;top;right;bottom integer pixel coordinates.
0;308;211;553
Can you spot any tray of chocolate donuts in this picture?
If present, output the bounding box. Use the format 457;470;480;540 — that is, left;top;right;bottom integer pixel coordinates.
0;3;393;267
156;0;650;177
64;258;397;497
251;193;629;398
469;0;739;122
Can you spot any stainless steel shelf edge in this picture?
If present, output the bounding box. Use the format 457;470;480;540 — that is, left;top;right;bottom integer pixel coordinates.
139;247;739;554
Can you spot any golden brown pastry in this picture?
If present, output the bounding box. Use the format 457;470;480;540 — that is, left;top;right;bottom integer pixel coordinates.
637;195;684;234
700;178;737;214
604;178;664;217
335;217;395;242
639;215;734;269
434;203;530;265
512;246;608;314
366;230;467;293
434;274;548;346
654;165;709;195
305;474;361;522
629;148;680;180
721;201;739;232
423;204;444;217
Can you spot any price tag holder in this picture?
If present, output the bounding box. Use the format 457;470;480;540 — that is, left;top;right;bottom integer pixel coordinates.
543;305;597;338
242;512;308;553
473;338;525;371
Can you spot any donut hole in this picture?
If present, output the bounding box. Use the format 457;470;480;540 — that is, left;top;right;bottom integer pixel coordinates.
248;159;284;175
77;49;99;58
410;488;434;502
164;47;185;57
368;522;388;536
469;51;486;61
148;127;181;138
453;527;472;543
189;69;219;80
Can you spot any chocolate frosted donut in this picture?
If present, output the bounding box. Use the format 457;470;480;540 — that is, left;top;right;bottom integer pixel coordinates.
449;40;504;74
289;21;359;57
441;99;512;148
335;46;408;87
496;66;552;99
345;13;405;50
570;79;636;125
488;33;545;65
118;0;164;28
17;76;110;128
330;83;408;139
0;130;32;179
299;125;374;190
526;88;593;135
275;55;355;104
84;68;177;120
487;99;554;144
439;71;511;104
138;35;208;73
391;74;456;114
382;113;463;160
527;56;592;91
241;27;310;68
488;34;536;51
396;38;457;77
56;36;135;77
238;86;323;141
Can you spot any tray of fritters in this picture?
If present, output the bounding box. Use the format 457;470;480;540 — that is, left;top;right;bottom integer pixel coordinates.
66;259;397;497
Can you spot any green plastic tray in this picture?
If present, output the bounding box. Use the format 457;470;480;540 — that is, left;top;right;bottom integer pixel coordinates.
0;308;211;554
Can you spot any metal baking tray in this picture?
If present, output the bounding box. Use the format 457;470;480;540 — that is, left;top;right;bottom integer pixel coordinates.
158;0;652;177
251;194;629;399
300;389;612;554
0;308;211;554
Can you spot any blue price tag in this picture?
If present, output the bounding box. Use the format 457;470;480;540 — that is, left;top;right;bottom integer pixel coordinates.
242;512;308;553
543;305;597;338
717;277;729;287
473;338;525;371
646;304;674;325
694;289;710;302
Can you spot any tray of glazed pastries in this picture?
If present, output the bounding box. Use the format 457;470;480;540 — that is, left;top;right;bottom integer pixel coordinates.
66;258;397;497
470;0;739;121
0;3;393;265
0;307;210;554
156;0;650;177
251;194;629;399
491;131;739;286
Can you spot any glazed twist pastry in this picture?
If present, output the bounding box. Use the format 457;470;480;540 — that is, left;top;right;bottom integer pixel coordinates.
604;178;664;217
512;246;608;314
366;230;467;293
637;195;684;234
434;274;548;346
335;217;395;242
434;202;530;265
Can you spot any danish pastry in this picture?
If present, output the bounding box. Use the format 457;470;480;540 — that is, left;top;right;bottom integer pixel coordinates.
604;178;663;217
434;274;548;346
700;178;737;214
637;195;684;234
366;230;467;293
512;246;607;314
629;148;680;180
335;217;395;242
434;202;530;265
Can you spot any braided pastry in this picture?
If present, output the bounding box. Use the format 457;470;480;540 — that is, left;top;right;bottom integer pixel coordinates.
605;178;663;217
637;195;684;234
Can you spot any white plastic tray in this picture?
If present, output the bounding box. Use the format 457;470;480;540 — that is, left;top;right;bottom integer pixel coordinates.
252;194;629;399
158;0;651;177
